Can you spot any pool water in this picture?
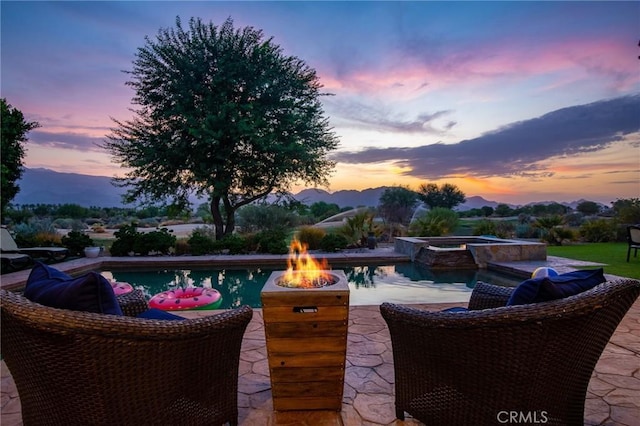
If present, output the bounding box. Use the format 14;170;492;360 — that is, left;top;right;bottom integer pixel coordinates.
101;263;523;309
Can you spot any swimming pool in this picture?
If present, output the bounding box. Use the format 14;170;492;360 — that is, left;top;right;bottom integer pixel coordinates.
101;262;523;309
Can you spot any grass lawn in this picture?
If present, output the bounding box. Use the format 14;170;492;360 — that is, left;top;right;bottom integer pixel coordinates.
546;242;640;280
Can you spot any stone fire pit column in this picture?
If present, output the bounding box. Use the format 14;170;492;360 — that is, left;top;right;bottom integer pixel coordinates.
260;270;349;411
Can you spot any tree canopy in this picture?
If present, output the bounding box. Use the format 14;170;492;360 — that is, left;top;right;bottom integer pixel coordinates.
417;183;466;210
1;99;40;214
378;186;419;226
104;17;339;239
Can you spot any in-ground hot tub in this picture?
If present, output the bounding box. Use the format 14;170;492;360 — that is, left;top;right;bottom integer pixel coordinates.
261;270;349;411
395;236;547;269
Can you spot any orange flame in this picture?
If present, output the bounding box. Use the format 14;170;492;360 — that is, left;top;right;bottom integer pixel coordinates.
282;239;332;288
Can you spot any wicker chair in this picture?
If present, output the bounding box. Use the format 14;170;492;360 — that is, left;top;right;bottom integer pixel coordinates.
627;225;640;262
380;279;640;426
0;289;253;426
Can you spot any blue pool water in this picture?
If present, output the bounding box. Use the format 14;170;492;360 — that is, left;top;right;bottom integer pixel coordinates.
101;263;523;309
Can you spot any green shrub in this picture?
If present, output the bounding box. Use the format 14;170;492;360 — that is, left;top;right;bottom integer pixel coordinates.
409;207;459;237
110;224;176;256
133;228;176;255
320;233;348;252
254;230;288;254
472;219;497;237
579;219;617;242
186;226;217;255
533;215;572;245
109;224;139;256
61;231;94;256
219;234;249;255
337;211;375;246
297;226;326;250
187;233;215;255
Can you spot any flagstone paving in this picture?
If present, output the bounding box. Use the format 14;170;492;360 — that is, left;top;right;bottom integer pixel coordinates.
2;299;638;425
1;251;639;425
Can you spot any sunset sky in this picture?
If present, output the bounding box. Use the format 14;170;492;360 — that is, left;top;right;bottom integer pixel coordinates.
1;1;639;205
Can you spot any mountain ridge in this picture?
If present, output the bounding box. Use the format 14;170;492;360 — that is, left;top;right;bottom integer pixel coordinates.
12;168;599;210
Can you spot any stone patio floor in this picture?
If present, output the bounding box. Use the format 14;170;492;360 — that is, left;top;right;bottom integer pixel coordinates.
1;252;639;425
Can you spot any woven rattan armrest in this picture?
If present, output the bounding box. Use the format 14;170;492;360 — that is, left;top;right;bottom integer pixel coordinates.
116;289;149;316
467;281;514;310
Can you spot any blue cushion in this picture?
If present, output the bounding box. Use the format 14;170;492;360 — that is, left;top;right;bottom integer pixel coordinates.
507;268;605;306
24;262;123;315
136;308;184;321
441;306;469;313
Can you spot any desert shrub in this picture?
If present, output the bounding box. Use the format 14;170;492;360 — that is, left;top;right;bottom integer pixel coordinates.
533;215;572;245
61;230;94;256
579;219;617;242
515;223;539;239
33;231;62;247
52;218;85;230
160;219;186;227
472;219;497;237
237;204;298;233
539;226;575;246
254;229;289;254
12;220;60;247
563;212;584;227
320;233;348;252
614;223;630;242
495;221;515;238
174;239;190;255
297;226;326;250
409;207;459;237
338;211;375;246
191;226;217;239
137;218;160;228
91;223;107;233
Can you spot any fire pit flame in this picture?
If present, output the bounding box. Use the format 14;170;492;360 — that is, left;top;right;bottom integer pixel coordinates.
280;239;335;288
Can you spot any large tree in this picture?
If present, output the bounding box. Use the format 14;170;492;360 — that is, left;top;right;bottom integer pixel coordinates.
1;99;40;214
378;186;419;226
104;17;338;239
417;183;466;210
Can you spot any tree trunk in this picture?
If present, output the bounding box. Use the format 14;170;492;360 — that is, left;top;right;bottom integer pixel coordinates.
223;196;235;237
210;197;225;240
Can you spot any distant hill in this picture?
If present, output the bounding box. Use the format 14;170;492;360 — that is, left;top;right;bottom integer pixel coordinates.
293;187;390;208
12;168;601;210
14;168;128;207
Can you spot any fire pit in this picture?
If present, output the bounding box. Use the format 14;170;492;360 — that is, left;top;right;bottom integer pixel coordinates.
261;240;350;411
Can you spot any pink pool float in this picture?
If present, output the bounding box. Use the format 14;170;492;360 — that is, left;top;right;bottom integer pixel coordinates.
110;281;134;295
149;287;222;311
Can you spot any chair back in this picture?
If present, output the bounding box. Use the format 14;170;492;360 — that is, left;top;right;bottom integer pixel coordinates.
0;227;20;251
381;278;640;426
628;225;640;244
1;289;253;426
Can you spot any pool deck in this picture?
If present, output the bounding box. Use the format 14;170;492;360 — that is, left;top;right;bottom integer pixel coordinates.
1;249;639;425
